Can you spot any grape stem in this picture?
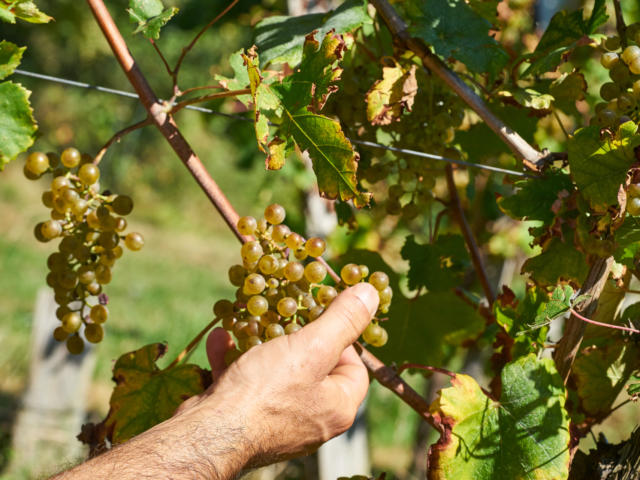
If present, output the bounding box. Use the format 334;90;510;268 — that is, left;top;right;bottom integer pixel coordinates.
94;117;153;165
368;0;545;172
168;317;221;369
445;165;496;305
568;308;640;334
613;0;628;49
396;363;455;377
170;89;251;114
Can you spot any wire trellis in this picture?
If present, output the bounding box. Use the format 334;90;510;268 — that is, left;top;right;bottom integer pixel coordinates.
14;68;534;178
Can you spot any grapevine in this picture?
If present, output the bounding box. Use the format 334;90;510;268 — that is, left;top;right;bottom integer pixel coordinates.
25;148;143;354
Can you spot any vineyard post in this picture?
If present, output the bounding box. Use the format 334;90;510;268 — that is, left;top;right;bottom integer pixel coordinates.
84;0;435;426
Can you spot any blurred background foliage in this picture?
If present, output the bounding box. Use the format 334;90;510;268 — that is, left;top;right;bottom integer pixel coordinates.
1;0;640;478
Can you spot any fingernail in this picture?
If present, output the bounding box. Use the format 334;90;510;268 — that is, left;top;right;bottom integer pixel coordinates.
352;282;379;317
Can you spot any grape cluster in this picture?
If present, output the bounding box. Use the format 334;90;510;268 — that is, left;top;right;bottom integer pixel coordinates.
595;27;640;128
213;204;392;362
24;148;144;354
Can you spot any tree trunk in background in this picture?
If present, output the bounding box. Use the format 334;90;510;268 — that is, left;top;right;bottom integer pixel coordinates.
8;289;95;478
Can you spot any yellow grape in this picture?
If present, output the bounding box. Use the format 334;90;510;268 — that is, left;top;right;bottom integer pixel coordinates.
305;237;326;257
264;203;286;225
237;216;257;236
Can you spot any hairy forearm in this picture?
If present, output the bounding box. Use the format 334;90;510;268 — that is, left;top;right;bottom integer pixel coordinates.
53;403;252;480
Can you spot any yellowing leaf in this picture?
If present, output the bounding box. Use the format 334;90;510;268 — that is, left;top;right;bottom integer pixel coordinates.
366;62;418;125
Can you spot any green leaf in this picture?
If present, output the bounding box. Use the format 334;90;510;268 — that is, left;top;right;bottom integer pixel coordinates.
400;234;469;292
614;215;640;267
365;61;417;125
498;87;554;112
0;0;52;23
498;171;573;224
522;238;589;287
405;0;508;76
628;373;640;399
428;354;570;480
467;0;501;25
127;0;178;40
79;343;210;448
522;0;606;76
568;123;640;209
573;342;639;418
254;0;372;67
535;285;573;324
235;33;369;204
0;80;36;169
0;41;25;80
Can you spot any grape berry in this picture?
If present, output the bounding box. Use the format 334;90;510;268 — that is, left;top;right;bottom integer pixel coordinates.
213;204;391;361
25;148;144;354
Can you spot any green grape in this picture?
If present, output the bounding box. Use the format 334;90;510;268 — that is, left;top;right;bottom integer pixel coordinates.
78;163;100;185
214;299;234;318
247;295;269;316
266;277;279;289
358;265;369;279
379;286;393;304
95;265;112;284
237;216;257;236
228;265;245;286
222;315;237;331
622;45;640;64
41;220;62;240
23;165;40;180
285;322;301;334
261;310;279;326
58;271;78;290
72;199;89;217
26;151;50;175
41;191;54;208
402;202;420;220
341;263;362;285
86;210;101;230
316;286;337;306
86;282;102;295
266;323;285;339
603;36;621;51
272;224;291;243
301;293;316;309
61;147;81;168
47;152;61;168
258;254;279;275
244;336;261;349
628;197;640;216
53;326;68;342
277;297;298;317
244;273;266;295
264;203;286;225
47;252;67;271
56;305;71;320
362;323;388;347
51;209;66;221
308;305;324;321
90;304;108;323
66;334;84;355
46;272;57;288
283;261;304;282
51;176;71;194
112;195;134;215
244;319;261;337
633;80;640;98
609;63;630;85
53;195;68;214
34;223;49;243
85;323;104;343
62;312;82;333
596;109;618;127
388;184;404;199
233;321;249;338
99;231;119;249
285;233;304;251
599;82;620;101
628;183;640;198
241;241;263;263
74;245;91;263
630;60;640;75
617;92;636;112
256;218;268;234
78;266;96;285
601;52;619;69
305;237;326;257
304;261;327;283
124;232;144;251
113;217;127;233
293;248;308;261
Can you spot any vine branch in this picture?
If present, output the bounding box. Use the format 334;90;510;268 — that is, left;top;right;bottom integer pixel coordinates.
86;0;433;425
445;165;496;305
86;0;246;242
613;0;628;49
94;117;152;164
569;308;640;334
368;0;544;171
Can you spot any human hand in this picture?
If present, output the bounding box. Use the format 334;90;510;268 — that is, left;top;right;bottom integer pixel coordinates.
175;282;379;474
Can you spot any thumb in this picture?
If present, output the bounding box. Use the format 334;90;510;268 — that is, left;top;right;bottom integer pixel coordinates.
206;328;235;380
292;282;379;365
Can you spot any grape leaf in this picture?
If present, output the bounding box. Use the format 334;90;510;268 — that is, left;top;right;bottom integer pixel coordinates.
568;123;640;209
0;40;25;80
497;87;554;112
234;33;369;204
79;343;211;449
522;238;589;287
254;0;372;67
405;0;508;77
498;170;573;224
127;0;178;40
522;0;607;77
573;342;639;418
401;234;469;293
628;374;640;400
614;216;640;267
428;354;570;480
0;0;52;23
467;0;501;25
0;81;36;169
365;62;417;125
